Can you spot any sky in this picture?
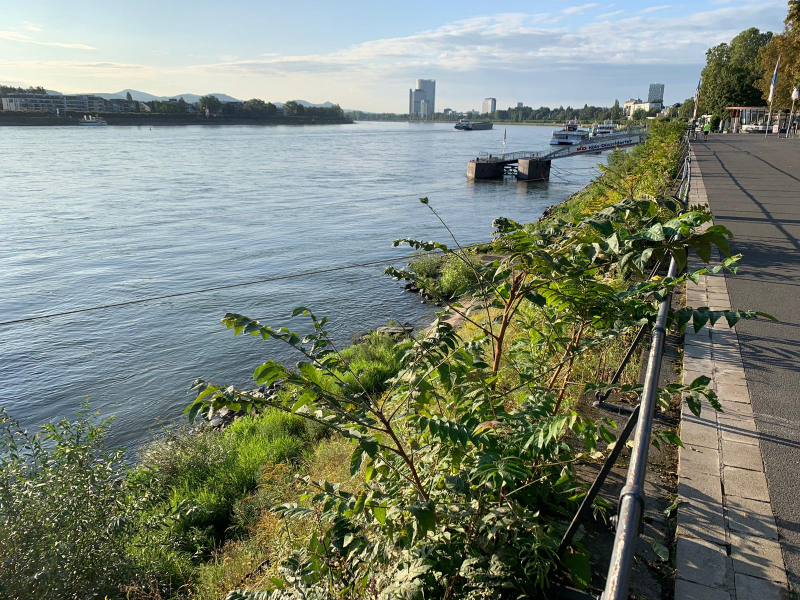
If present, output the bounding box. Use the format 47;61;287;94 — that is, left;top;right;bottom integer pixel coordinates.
0;0;787;112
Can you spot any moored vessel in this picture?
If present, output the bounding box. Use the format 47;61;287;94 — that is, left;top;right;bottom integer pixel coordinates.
455;119;493;131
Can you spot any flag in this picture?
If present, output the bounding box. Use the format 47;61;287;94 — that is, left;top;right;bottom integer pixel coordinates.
694;79;701;103
503;128;507;148
768;55;781;104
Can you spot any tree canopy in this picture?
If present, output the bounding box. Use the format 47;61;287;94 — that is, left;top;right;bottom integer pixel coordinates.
198;95;222;114
700;27;773;116
757;0;800;109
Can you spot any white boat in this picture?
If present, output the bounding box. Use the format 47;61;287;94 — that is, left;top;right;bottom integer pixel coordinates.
551;120;636;146
550;121;589;145
79;115;108;126
455;119;493;131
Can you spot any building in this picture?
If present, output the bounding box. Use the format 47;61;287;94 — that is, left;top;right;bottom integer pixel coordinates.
64;95;108;112
517;102;524;109
648;83;665;104
409;79;436;119
107;98;136;112
1;94;67;112
482;97;496;114
624;99;663;119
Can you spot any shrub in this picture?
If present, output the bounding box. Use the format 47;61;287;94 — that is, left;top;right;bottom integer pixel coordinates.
407;255;442;279
338;332;405;394
0;406;156;600
135;411;313;558
438;252;480;297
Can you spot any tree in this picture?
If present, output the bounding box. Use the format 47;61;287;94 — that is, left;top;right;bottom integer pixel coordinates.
198;95;222;114
125;91;133;102
757;1;800;109
283;100;305;116
611;99;622;120
221;102;237;116
700;27;773;116
632;108;648;120
678;98;695;120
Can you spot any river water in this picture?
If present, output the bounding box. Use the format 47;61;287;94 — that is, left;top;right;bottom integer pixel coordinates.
0;121;602;448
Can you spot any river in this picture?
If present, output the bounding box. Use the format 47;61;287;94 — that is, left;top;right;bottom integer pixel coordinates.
0;121;602;448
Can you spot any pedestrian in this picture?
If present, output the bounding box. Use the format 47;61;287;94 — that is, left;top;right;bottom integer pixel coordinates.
703;121;711;141
689;120;697;139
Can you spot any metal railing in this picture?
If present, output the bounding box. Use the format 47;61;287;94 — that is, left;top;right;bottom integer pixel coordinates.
602;139;691;599
554;135;692;597
477;150;544;162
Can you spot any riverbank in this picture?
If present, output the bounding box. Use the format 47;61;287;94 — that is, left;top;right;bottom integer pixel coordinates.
0;112;353;126
0;121;700;599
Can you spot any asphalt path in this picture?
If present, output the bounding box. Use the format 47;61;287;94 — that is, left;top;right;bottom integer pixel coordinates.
693;133;800;595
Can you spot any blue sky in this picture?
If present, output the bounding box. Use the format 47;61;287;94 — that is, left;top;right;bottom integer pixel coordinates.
0;0;787;111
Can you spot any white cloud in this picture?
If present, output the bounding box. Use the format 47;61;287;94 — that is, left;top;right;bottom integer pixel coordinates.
23;21;43;32
151;50;169;55
597;10;625;19
562;3;600;15
641;5;673;13
184;2;784;82
0;30;95;50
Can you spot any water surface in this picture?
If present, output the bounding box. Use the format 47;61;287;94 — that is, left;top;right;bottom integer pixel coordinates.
0;122;602;447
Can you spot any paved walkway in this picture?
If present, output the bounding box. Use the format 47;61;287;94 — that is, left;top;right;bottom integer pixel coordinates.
675;134;799;600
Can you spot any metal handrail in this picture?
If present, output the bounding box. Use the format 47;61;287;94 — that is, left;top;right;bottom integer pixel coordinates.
556;136;692;558
601;141;691;600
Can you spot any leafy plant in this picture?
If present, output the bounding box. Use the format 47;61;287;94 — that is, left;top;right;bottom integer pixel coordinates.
187;180;768;598
0;405;162;600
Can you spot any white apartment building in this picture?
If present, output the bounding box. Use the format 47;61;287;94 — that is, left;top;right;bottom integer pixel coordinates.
2;94;67;112
482;98;496;114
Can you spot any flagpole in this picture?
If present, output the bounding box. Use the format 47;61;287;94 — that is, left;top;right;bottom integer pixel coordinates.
766;55;781;138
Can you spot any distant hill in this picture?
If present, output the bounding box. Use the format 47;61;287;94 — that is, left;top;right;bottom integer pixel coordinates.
41;89;357;110
94;89;242;103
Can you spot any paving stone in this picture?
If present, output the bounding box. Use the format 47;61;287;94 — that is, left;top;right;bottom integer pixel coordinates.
716;383;750;404
724;466;769;502
681;414;720;449
726;496;779;541
719;401;754;419
733;572;789;600
715;370;748;387
674;578;731;600
680;443;721;477
729;534;788;584
683;369;713;387
677;496;726;543
686;344;712;360
719;416;759;446
679;469;723;504
722;440;763;472
675;537;733;590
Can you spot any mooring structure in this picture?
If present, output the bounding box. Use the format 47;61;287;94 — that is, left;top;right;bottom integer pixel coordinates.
467;129;644;181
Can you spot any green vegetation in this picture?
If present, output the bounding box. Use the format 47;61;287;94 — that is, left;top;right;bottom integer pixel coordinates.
758;1;800;109
1;122;769;599
0;406;160;600
407;252;481;298
699;27;773;117
185;122;766;598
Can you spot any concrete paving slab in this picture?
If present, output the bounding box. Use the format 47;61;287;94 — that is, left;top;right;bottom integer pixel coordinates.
724;466;769;502
726;496;780;541
729;533;788;584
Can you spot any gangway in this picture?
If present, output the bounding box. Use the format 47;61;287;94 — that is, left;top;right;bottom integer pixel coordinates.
467;128;645;180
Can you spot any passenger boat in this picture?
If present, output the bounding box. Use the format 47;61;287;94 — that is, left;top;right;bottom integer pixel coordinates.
455;119;493;131
79;115;108;126
549;121;589;145
551;120;634;146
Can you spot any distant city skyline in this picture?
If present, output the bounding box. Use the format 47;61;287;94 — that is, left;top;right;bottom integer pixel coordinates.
0;0;787;112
